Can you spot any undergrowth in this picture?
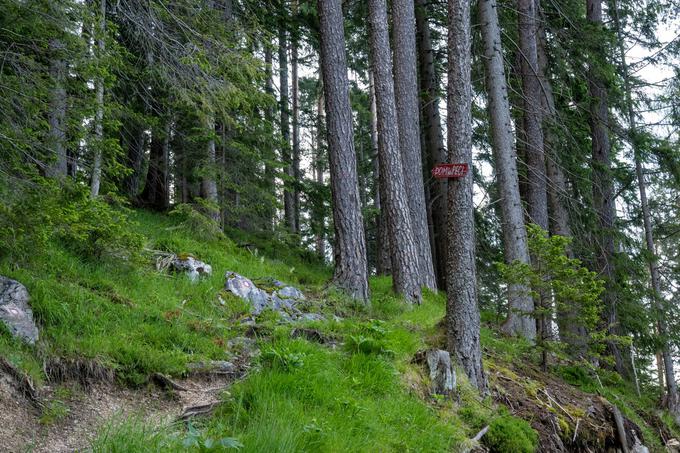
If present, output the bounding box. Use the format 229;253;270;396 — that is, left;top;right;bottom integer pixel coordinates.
2;209;678;451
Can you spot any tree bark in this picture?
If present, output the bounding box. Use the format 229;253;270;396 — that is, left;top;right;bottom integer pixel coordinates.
535;0;587;353
46;39;68;178
517;0;549;364
122;122;146;199
318;0;370;302
479;0;535;340
369;72;392;276
612;0;678;410
392;0;437;291
291;0;301;234
369;0;422;303
264;43;276;230
586;0;630;379
446;0;487;393
279;4;295;234
90;0;106;198
201;112;220;220
315;81;325;258
140;118;171;210
416;0;447;289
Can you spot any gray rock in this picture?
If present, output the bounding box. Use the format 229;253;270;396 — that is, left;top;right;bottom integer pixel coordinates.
172;256;212;282
632;432;649;453
297;313;325;322
187;360;236;374
0;277;39;345
274;286;305;301
426;349;456;396
225;272;270;314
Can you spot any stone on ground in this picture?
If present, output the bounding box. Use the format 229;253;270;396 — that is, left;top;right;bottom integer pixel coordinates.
0;277;39;345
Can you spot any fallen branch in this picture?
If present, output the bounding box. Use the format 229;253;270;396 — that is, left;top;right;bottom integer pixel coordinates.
573;418;581;443
471;425;489;442
151;372;188;391
612;404;630;453
0;358;41;407
177;401;221;421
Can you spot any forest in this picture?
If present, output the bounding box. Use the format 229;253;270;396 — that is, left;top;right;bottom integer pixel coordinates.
1;0;680;451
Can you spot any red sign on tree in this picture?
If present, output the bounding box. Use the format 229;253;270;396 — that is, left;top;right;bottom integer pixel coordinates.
431;163;469;179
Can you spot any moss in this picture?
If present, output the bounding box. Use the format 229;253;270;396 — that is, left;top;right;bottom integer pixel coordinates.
484;415;539;453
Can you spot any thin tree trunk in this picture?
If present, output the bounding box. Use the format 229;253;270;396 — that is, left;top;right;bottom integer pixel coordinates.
46;39;68;178
392;0;437;291
123;123;146;199
370;71;392;276
447;0;487;393
535;0;587;354
416;0;447;289
517;0;549;364
291;0;301;234
315;81;325;258
201;113;219;220
319;0;370;301
140;117;171;210
90;0;106;197
586;0;630;379
479;0;535;340
612;0;678;409
264;43;276;230
369;0;422;303
279;4;295;233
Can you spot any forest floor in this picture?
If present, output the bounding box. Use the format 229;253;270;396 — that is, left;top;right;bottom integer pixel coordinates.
1;210;679;452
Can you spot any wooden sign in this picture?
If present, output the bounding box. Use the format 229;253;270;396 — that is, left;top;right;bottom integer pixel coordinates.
431;163;469;179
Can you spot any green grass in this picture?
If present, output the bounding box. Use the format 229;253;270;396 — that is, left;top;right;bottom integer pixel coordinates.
0;210;330;385
4;208;679;452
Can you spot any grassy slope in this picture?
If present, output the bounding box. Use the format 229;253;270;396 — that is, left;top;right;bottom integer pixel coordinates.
2;210;678;452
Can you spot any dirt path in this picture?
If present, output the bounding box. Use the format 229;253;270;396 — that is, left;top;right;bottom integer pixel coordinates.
0;361;250;452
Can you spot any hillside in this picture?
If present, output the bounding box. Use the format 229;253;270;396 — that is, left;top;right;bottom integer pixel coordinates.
0;211;677;452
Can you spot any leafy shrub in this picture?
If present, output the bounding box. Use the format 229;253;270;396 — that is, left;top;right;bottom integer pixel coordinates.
484;416;538;453
344;334;393;357
169;201;224;241
56;192;144;260
261;346;306;371
0;181;143;263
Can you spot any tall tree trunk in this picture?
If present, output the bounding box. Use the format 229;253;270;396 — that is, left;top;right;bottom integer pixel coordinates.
318;0;370;302
279;4;295;234
586;0;630;379
122;123;146;199
612;0;678;410
140;118;171;210
446;0;487;393
517;0;549;364
46;39;68;178
315;81;325;258
392;0;437;290
264;43;276;230
479;0;535;340
90;0;106;197
535;0;587;353
369;0;422;303
201;112;219;220
370;71;392;276
416;0;447;289
517;0;548;229
291;0;301;234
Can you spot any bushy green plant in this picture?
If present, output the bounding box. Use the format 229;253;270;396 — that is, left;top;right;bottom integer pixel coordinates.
56;192;144;260
498;225;605;358
484;416;538;453
169;201;224;242
261;345;306;371
0;181;143;264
